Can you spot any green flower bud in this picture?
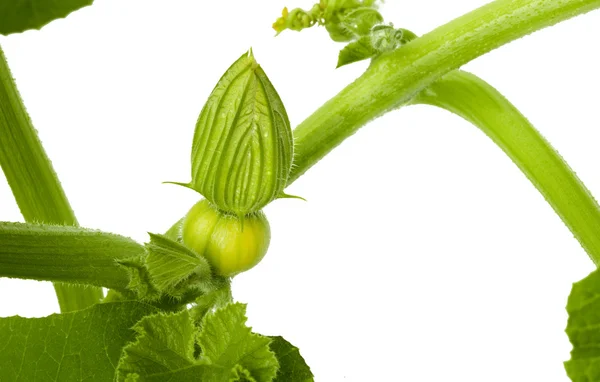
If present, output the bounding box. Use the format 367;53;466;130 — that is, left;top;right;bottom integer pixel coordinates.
183;51;294;217
182;199;270;277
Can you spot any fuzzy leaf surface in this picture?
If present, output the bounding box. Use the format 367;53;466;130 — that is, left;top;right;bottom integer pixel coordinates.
117;303;278;381
197;303;278;381
270;336;314;382
116;310;198;381
0;302;157;381
565;268;600;380
144;233;211;295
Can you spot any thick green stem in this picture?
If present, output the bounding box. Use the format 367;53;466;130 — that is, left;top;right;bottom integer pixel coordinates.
289;0;600;183
0;45;103;311
412;70;600;264
0;222;139;290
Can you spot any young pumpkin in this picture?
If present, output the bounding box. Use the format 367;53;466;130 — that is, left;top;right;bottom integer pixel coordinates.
174;50;294;277
181;199;270;277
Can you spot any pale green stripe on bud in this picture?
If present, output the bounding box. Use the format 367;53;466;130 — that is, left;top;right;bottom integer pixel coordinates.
186;50;293;217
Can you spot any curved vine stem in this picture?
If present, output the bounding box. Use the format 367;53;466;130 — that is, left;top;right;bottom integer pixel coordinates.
0;45;103;311
411;70;600;264
288;0;600;184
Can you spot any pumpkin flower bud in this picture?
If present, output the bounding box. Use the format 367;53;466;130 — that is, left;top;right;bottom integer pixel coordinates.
181;50;294;217
182;199;270;277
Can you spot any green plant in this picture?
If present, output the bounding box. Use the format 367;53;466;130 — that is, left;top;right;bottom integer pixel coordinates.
1;0;600;380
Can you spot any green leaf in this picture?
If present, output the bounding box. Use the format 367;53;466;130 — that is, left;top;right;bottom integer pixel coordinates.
0;0;93;35
117;234;228;305
116;254;162;302
164;218;184;242
0;301;157;381
336;25;402;68
270;337;314;382
117;303;279;381
565;268;600;380
0;221;141;289
187;50;294;216
197;303;278;381
116;310;198;381
337;34;378;67
231;365;259;382
145;233;212;296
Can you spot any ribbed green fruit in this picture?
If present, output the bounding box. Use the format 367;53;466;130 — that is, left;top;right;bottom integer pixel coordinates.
181;199;270;277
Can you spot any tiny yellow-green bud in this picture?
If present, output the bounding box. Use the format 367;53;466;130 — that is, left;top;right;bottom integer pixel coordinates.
181;199;270;277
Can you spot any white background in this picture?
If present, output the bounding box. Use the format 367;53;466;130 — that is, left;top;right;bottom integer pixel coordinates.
1;1;599;381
